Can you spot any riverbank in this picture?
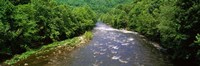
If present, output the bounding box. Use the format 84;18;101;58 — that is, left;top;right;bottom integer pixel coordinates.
2;31;93;66
50;22;172;66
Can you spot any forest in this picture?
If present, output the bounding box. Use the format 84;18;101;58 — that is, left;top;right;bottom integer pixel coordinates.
0;0;96;62
0;0;200;66
100;0;200;65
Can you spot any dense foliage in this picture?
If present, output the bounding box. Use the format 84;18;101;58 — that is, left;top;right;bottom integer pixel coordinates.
0;0;96;61
56;0;132;13
100;0;200;65
1;0;199;65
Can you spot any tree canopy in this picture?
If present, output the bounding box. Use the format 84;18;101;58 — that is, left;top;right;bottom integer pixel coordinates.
0;0;200;65
0;0;97;61
100;0;200;65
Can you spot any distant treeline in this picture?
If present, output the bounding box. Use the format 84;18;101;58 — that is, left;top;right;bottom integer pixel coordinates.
56;0;132;14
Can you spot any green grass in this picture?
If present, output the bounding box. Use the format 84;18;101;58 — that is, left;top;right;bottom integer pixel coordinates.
83;31;94;40
4;31;93;65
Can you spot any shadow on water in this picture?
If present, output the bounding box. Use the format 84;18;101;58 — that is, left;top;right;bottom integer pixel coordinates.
13;22;173;66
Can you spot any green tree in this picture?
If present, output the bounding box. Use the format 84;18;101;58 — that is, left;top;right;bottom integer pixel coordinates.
9;0;30;5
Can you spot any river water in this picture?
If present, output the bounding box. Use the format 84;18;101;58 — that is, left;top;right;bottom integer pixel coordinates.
13;22;173;66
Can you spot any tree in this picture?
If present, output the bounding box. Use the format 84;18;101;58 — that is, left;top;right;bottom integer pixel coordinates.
9;0;30;5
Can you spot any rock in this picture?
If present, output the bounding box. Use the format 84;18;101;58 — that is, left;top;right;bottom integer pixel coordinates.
58;50;61;54
24;63;28;66
58;46;62;48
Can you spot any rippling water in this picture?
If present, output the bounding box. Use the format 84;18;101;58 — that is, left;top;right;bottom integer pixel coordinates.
58;22;172;66
14;22;173;66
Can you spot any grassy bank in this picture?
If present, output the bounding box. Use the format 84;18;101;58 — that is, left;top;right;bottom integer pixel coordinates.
4;31;93;65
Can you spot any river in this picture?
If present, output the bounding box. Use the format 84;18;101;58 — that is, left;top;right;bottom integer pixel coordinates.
14;22;172;66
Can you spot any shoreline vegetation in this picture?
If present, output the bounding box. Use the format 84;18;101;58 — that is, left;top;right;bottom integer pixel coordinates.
0;0;96;65
100;0;200;65
1;0;200;66
3;31;93;65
